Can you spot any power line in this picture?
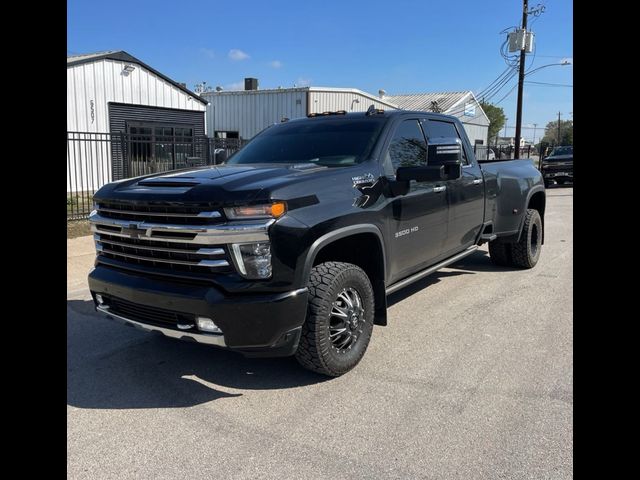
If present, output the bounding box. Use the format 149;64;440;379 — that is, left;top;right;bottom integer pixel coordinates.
534;54;572;58
495;83;519;105
525;81;573;87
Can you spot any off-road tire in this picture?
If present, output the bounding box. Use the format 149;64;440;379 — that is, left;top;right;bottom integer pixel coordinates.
510;208;542;268
489;241;512;266
295;262;375;377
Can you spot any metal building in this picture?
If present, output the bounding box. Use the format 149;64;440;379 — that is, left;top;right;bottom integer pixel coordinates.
201;86;396;140
201;82;489;146
67;50;207;192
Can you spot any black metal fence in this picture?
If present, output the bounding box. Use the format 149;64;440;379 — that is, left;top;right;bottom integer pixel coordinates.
474;144;535;161
67;132;245;220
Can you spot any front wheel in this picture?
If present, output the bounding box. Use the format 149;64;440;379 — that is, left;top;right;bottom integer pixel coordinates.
295;262;375;377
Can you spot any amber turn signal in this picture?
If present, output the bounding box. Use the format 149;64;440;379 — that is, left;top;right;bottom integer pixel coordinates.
224;202;287;219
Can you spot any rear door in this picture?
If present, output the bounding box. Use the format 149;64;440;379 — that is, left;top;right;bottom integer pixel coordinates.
383;118;449;282
422;118;485;255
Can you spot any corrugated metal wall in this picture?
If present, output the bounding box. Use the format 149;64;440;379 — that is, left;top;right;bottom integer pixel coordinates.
459;123;489;146
308;90;396;115
202;89;308;139
445;95;489;145
67;59;205;133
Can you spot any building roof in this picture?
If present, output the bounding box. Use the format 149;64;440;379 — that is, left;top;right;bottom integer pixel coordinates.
200;86;400;109
67;50;207;105
385;91;471;113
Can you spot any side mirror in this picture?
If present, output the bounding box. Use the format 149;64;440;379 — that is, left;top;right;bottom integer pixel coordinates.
396;165;445;182
214;148;228;164
427;137;463;166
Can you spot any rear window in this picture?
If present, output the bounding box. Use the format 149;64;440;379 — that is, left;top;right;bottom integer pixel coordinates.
226;118;386;167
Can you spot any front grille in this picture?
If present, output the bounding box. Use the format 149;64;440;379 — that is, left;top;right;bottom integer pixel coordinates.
103;295;195;329
96;201;225;225
95;232;233;274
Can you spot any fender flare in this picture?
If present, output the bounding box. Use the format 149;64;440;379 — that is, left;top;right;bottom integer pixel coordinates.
300;224;389;326
301;224;387;285
516;185;546;243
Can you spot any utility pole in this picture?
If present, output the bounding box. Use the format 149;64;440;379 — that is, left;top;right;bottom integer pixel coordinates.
514;0;528;159
532;123;538;146
557;111;561;145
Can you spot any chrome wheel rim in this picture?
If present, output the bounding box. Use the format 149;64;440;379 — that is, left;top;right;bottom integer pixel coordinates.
329;287;365;352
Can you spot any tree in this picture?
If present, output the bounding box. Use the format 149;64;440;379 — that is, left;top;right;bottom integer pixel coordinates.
540;119;573;146
480;102;506;144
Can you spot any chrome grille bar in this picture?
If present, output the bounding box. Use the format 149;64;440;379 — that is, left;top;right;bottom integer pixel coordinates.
97;207;221;218
89;212;272;244
100;248;230;268
94;235;225;256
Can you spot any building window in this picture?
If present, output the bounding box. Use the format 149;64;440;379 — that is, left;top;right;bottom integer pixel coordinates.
214;131;239;139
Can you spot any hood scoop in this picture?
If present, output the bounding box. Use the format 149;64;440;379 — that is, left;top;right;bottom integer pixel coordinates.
137;178;200;187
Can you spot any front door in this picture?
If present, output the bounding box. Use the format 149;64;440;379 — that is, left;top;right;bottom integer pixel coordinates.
423;119;485;255
384;118;449;284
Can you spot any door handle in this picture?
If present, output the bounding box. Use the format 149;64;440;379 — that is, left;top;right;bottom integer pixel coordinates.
472;179;483;185
433;186;446;193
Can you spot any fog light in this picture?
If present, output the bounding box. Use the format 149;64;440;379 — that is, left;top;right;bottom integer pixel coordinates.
196;316;222;334
95;294;104;305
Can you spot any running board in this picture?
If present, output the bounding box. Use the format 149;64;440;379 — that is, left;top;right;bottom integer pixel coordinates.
385;246;479;295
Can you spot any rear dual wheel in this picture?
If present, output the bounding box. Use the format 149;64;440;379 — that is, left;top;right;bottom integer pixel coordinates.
489;208;542;269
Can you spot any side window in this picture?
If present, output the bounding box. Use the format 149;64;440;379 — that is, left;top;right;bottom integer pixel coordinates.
386;119;427;173
425;120;469;165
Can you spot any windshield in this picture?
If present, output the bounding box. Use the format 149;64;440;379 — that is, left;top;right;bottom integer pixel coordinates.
550;146;573;157
226;117;386;167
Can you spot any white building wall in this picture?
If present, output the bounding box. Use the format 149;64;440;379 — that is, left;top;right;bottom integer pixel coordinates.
202;89;308;139
444;94;489;145
308;89;397;115
203;87;399;140
67;59;206;193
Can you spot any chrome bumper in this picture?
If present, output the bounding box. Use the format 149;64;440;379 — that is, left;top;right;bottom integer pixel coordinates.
89;211;274;245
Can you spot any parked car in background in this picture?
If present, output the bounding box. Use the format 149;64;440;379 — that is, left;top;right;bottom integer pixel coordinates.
541;146;573;187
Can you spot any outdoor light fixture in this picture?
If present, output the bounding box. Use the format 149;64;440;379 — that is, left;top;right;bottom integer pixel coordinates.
123;64;136;73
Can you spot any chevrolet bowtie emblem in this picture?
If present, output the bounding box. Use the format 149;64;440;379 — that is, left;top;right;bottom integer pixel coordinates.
121;223;145;238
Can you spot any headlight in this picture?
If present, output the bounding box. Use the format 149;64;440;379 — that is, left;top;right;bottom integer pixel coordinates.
224;201;286;219
231;242;272;279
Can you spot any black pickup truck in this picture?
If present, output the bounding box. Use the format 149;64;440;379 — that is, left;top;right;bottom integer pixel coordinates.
89;108;546;376
541;145;573;187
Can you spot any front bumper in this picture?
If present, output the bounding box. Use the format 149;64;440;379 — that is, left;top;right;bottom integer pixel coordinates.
88;265;309;357
543;170;573;180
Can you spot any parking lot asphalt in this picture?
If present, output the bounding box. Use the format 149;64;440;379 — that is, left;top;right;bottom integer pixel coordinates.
67;187;573;479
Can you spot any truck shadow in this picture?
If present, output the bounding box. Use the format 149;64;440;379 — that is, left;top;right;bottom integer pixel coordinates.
67;250;524;410
67;299;329;410
386;249;523;306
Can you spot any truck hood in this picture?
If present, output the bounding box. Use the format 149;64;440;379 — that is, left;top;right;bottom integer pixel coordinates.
544;155;573;161
94;163;338;205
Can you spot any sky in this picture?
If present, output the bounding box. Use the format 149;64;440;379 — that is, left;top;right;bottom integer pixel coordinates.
67;0;573;142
